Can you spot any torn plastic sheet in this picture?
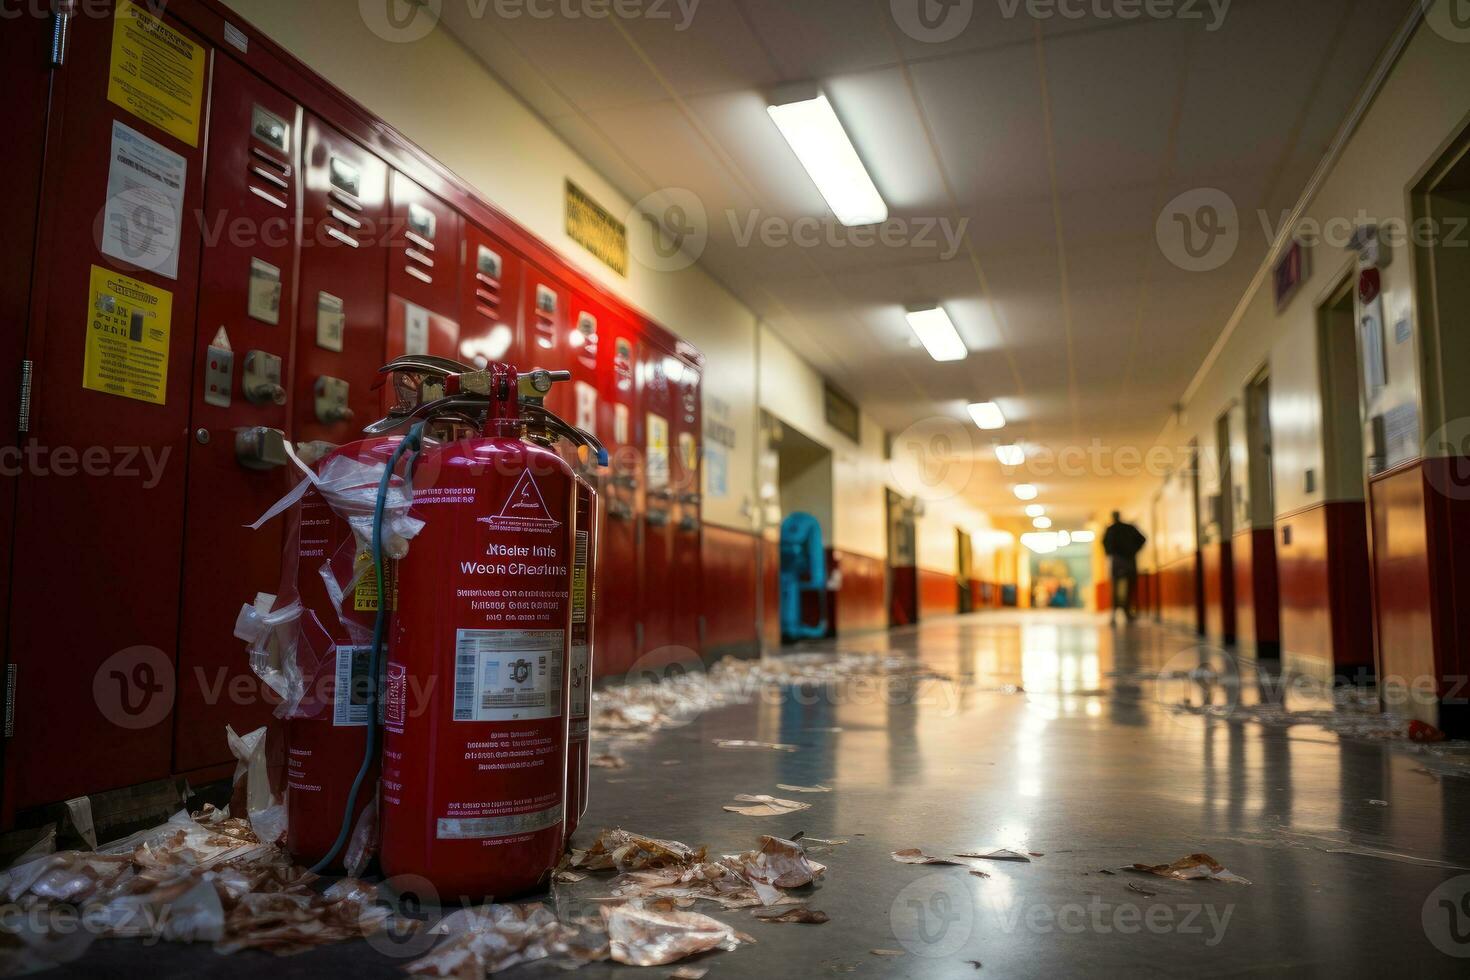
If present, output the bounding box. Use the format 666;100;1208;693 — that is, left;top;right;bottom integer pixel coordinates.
955;848;1032;863
240;441;426;719
603;899;751;967
343;792;379;880
891;849;965;867
226;726;284;846
1127;853;1251;884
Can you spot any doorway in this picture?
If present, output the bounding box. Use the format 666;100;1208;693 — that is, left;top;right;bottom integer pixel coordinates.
1203;412;1237;644
957;530;975;613
886;490;919;627
1238;368;1281;657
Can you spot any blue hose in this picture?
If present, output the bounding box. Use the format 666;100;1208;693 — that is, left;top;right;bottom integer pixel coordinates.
310;422;427;875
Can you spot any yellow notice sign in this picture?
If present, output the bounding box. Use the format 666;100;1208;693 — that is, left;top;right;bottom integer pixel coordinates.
83;266;172;405
107;1;207;147
566;181;628;276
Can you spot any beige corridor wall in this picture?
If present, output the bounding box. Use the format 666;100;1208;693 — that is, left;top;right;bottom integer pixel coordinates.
1131;5;1470;531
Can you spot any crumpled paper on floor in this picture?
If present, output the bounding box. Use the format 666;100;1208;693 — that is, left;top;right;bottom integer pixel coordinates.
1128;853;1251;884
603;899;752;967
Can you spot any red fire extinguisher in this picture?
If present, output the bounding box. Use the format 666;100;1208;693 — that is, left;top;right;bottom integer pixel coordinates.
377;364;604;899
279;356;480;871
565;472;596;840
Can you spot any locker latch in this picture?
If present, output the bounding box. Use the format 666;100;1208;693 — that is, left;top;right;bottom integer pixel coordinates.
242;350;286;406
235;427;288;471
314;376;354;424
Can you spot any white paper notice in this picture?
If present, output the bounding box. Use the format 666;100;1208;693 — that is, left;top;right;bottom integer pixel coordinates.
405;301;430;356
101;121;187;280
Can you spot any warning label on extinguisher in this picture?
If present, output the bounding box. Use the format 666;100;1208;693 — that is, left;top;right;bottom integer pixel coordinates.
452;629;563;722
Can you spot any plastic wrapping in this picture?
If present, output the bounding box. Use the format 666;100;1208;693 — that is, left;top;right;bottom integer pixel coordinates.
226;726;286;846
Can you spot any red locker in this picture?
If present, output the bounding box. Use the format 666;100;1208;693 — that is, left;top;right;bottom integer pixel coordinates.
172;56;303;775
291;115;389;445
384;172;460;377
6;3;211;807
519;264;577;424
639;341;677;660
458;223;524;369
668;349;704;656
595;317;643;676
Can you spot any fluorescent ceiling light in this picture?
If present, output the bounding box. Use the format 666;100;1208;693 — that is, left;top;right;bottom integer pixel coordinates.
1033;516;1053;529
1013;484;1039;501
906;308;968;362
1072;530;1096;543
1021;532;1058;555
1057;530;1071;547
994;444;1024;466
768;94;887;227
1025;504;1045;519
968;401;1005;430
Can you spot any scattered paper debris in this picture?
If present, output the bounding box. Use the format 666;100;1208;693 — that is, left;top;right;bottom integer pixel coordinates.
777;784;832;794
669;968;709;980
1368;799;1389;807
713;740;798;753
969;869;990;879
1126;882;1157;897
1128;853;1251;884
891;849;963;867
604;900;751;967
724;795;812;818
871;948;905;956
570;830;707;873
752;906;829;924
955;849;1031;863
406;902;602;976
591;754;628;770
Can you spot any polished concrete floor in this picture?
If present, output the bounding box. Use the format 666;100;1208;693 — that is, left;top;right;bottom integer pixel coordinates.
66;611;1470;976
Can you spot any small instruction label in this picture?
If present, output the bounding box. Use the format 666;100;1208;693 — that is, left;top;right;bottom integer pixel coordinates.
83;265;171;405
101;121;187;279
478;470;562;534
452;629;563;722
333;645;372;727
108;1;206;147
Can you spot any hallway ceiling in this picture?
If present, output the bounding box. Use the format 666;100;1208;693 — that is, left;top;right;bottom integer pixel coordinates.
437;0;1411;527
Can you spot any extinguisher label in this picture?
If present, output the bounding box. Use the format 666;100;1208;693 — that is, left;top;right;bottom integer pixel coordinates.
333;645;372;727
452;630;564;722
569;643;590;721
436;802;563;841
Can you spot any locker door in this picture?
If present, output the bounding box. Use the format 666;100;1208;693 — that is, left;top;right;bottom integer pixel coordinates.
291;116;389;445
639;341;677;660
670;358;703;655
6;3;211;808
519;266;576;422
458;224;523;369
596;319;642;676
384;172;460;379
172;56;303;774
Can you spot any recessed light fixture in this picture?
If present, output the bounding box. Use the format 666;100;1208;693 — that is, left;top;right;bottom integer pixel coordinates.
1021;532;1058;555
967;401;1005;430
1025;504;1045;519
1057;530;1071;547
1033;516;1053;529
767;93;887;227
906;307;968;362
994;444;1024;466
1013;484;1039;501
1072;530;1096;543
